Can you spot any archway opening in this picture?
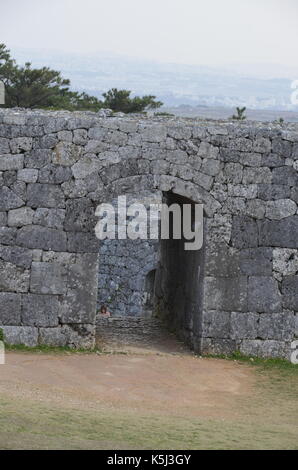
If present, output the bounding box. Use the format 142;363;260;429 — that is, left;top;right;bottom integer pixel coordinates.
95;190;205;352
154;192;205;351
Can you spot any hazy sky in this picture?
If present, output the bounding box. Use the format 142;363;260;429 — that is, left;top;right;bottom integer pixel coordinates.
1;0;297;68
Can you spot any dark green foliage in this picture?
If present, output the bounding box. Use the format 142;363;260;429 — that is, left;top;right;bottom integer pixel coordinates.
102;88;163;113
0;44;163;113
0;44;102;111
232;106;247;120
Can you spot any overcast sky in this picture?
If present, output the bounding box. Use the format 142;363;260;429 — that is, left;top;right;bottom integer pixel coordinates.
1;0;297;70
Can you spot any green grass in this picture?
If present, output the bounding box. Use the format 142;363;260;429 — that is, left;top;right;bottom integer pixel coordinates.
0;396;297;450
0;349;297;449
4;343;102;354
202;351;298;371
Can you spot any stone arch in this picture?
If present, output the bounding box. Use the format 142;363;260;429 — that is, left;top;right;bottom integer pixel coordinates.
0;109;297;359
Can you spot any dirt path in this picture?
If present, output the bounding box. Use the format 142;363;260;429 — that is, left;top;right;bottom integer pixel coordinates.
0;348;297;449
0;349;254;420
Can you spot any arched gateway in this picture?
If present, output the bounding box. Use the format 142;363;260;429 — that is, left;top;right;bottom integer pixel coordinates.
0;109;297;359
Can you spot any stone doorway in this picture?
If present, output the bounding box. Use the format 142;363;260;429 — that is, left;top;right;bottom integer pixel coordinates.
95;190;205;353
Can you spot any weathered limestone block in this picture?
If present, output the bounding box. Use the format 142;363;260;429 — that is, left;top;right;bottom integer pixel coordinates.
205;244;240;278
11;181;26;201
3;114;26;125
0;259;30;293
242;167;272;184
282;276;298;310
57;130;73;142
192;171;214;190
228;137;253;152
3;170;17;186
222;197;246;215
10;137;33;153
1;326;38;347
84;140;109;154
240;248;273;276
17;225;67;251
227;184;257;199
271;138;293;158
33;208;65;230
71;154;107;179
44;117;68;134
0;137;10;153
37;134;58;149
105;130;128;146
258;216;298;248
138;124;167;143
240;339;288;359
53;142;82;166
204;276;247;312
0;154;24;171
258;312;295;340
200;338;236;355
257;184;291;201
231;216;258;249
272;166;298;186
265;199;297;220
25;149;52;168
8;207;34;227
205;213;232;244
198;142;219;159
202;311;231;338
167;125;192;140
27;183;65;209
60;253;98;324
88;126;106;140
201;158;222;176
247;276;282;313
30;262;68;295
39;324;95;349
263;153;285;167
252;137;271;154
61;178;88;198
73;129;88;145
22;294;60;327
0;187;24;211
210;183;228;203
223;163;243;183
245;199;266;219
0;245;33;268
230;312;258;339
0;212;7;226
64;198;97;232
0;292;22;325
67;231;99;253
17;168;38;183
273;249;298;277
38;164;72;184
0;227;17;245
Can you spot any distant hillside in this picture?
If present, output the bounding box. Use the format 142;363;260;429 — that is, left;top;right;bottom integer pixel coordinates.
11;47;298;113
161;105;298;123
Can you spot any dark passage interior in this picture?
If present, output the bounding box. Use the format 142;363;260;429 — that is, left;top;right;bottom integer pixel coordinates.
96;191;205;352
154;192;205;350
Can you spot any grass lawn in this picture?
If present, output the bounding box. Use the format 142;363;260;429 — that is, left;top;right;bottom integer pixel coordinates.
0;351;297;450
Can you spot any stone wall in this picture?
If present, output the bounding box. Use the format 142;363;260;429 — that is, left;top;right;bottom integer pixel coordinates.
0;108;297;358
97;192;160;318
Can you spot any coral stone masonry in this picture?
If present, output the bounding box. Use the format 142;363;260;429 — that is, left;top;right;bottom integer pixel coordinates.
0;108;297;358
